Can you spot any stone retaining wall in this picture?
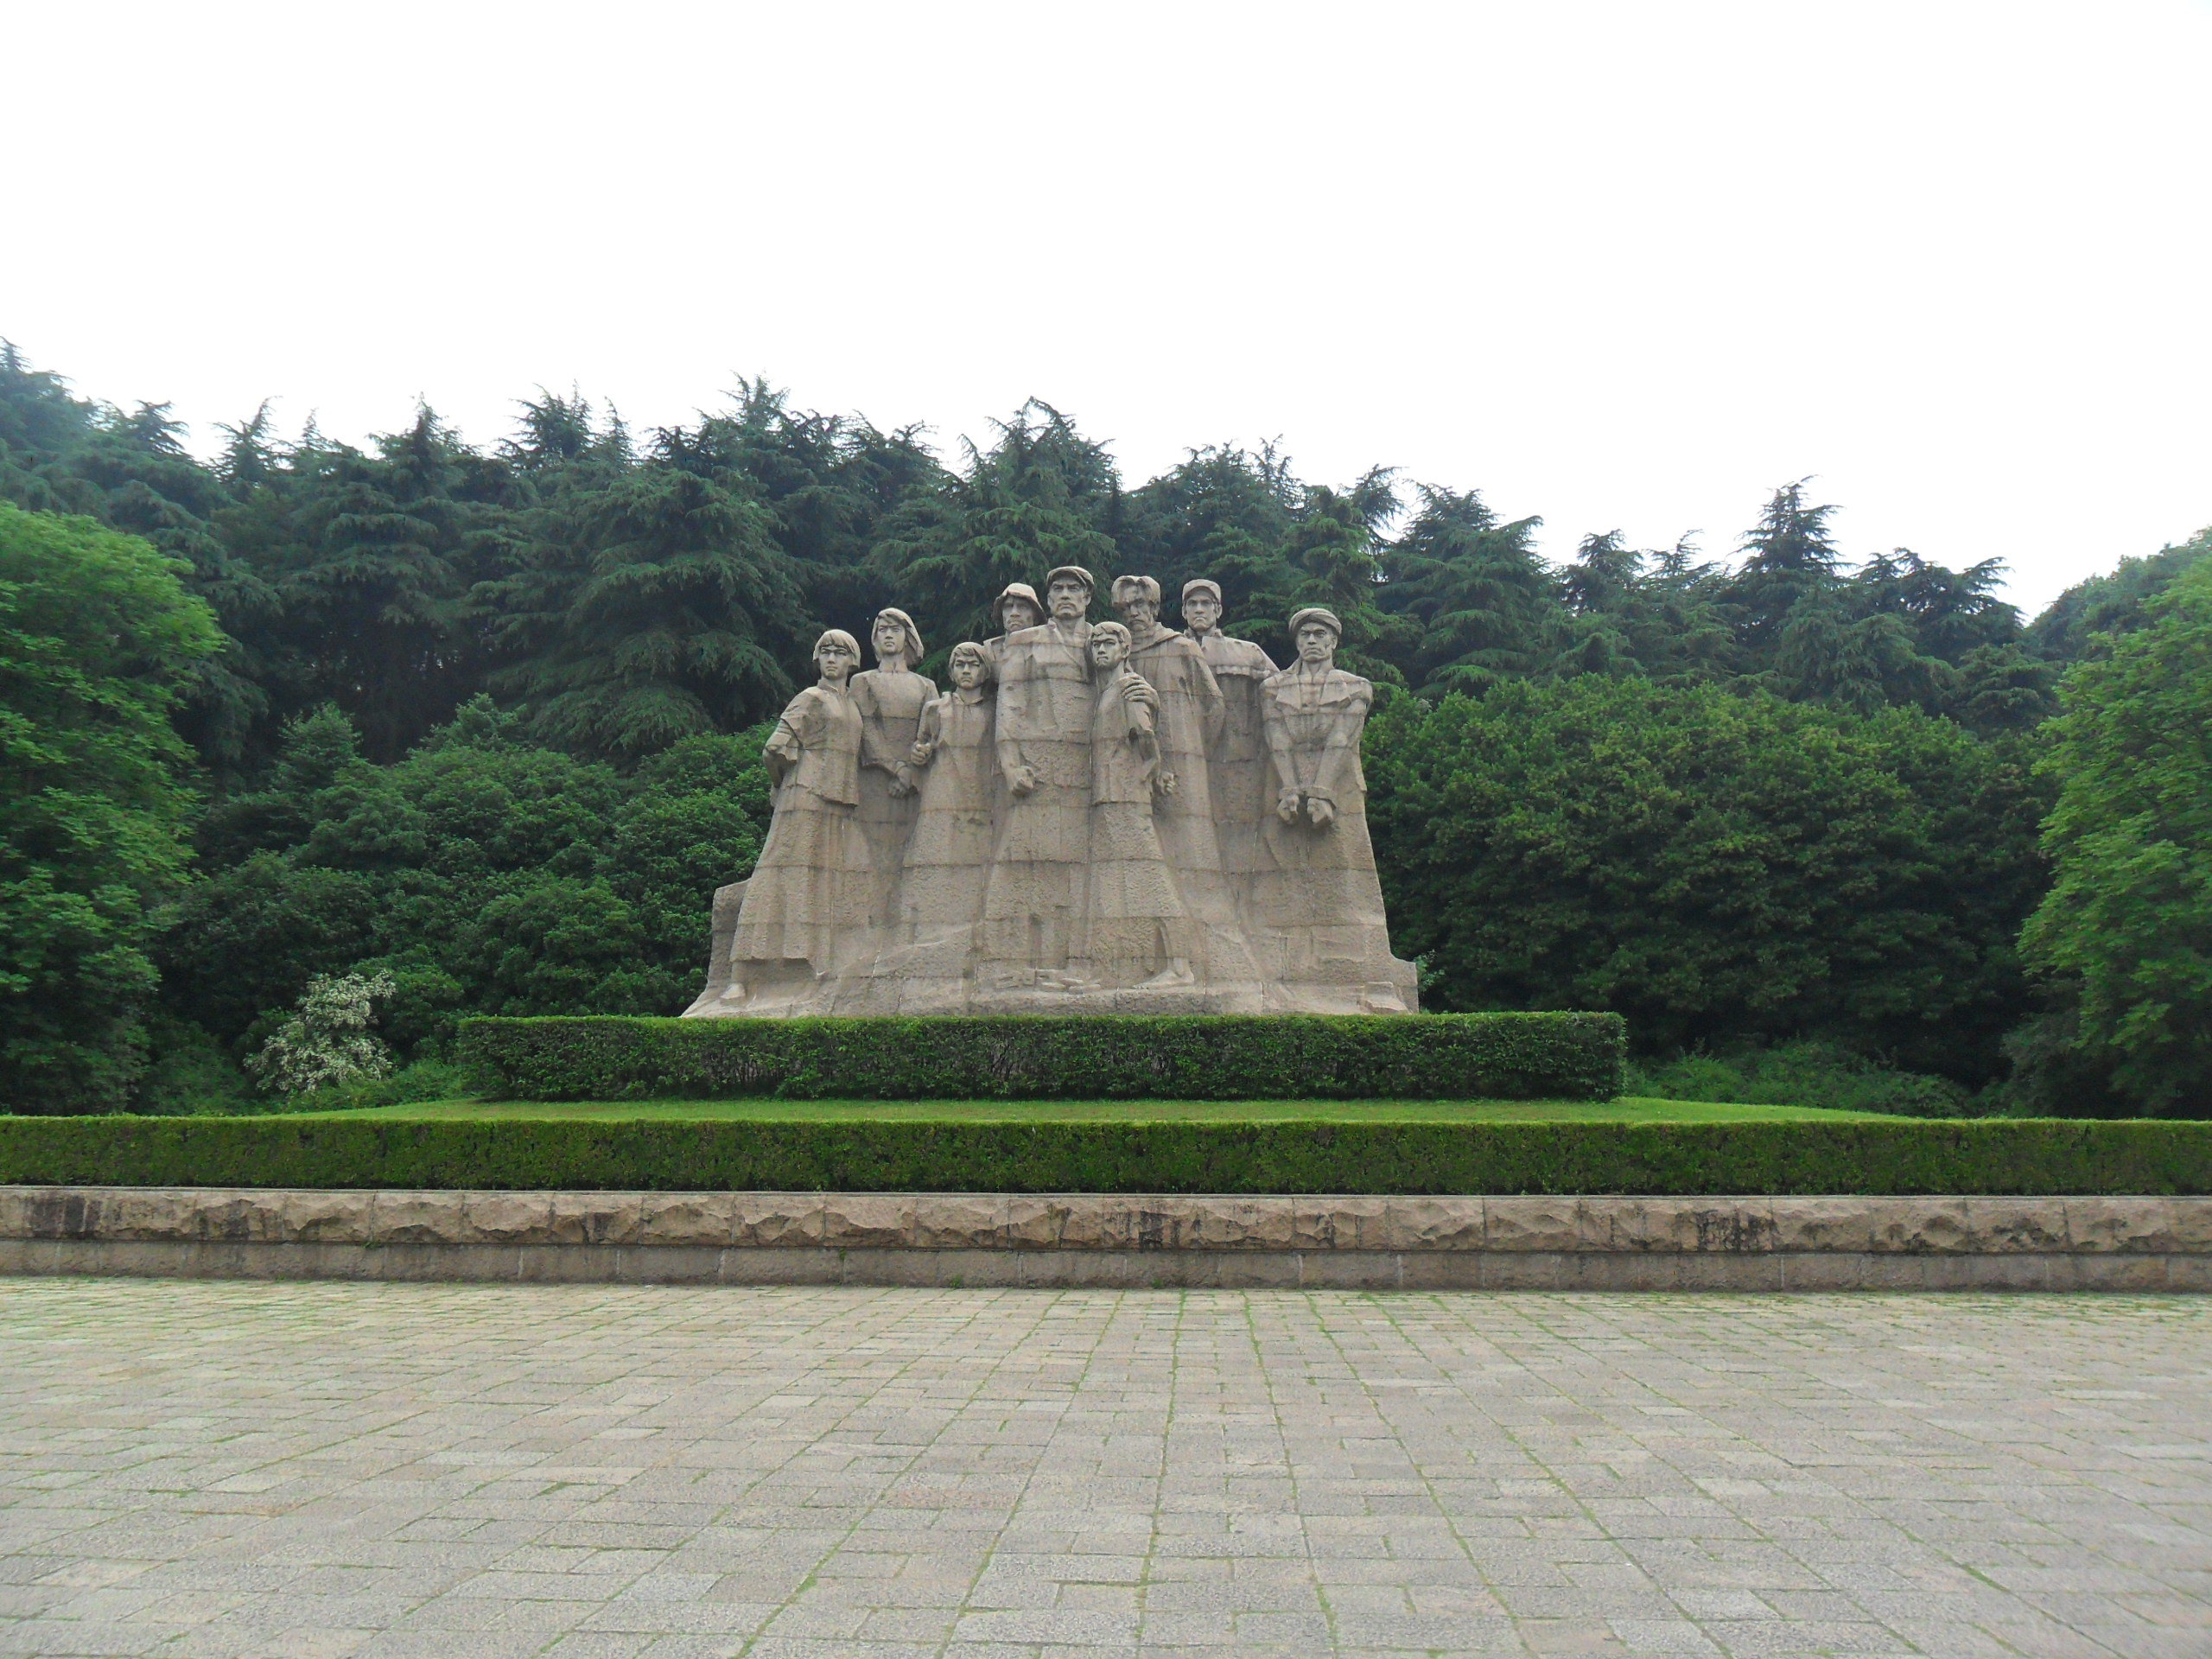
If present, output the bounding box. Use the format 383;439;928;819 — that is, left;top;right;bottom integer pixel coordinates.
2;1187;2206;1289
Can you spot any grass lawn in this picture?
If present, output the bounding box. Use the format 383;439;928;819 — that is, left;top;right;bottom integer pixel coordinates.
310;1095;1904;1124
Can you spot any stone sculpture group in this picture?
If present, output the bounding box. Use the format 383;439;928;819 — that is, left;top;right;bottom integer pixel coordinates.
685;567;1419;1016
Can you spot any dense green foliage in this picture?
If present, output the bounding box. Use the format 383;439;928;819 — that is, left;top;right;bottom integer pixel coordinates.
1627;1042;1976;1118
2;342;2207;1116
0;1112;2204;1195
0;503;220;1111
1367;678;2049;1080
2014;558;2212;1116
156;702;769;1061
455;1013;1627;1103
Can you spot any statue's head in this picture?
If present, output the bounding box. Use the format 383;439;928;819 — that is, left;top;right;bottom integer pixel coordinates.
1181;579;1223;636
949;641;989;690
814;628;862;682
992;582;1043;634
873;607;924;666
1110;574;1160;632
1044;566;1094;622
1088;620;1132;671
1288;607;1341;668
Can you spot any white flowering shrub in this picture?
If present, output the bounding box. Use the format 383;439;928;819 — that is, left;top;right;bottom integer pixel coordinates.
245;972;397;1097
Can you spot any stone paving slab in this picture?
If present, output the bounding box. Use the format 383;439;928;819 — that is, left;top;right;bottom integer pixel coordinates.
0;1280;2207;1656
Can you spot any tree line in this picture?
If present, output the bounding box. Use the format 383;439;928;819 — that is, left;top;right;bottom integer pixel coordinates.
2;342;2206;1115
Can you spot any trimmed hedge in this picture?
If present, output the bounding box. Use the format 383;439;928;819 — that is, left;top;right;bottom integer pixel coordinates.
0;1116;2205;1195
454;1014;1628;1103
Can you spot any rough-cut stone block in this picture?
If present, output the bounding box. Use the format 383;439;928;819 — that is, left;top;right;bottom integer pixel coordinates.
1185;1198;1294;1249
279;1190;376;1243
1480;1198;1586;1252
99;1188;213;1242
1290;1197;1391;1250
730;1192;822;1248
1122;1197;1205;1250
463;1192;557;1244
822;1194;912;1249
1966;1198;2069;1253
547;1192;643;1246
1385;1197;1485;1251
1651;1198;1776;1253
372;1192;472;1245
615;1244;723;1283
1867;1198;1972;1254
639;1192;739;1248
908;1194;1003;1249
2165;1198;2212;1251
1771;1198;1875;1253
1005;1195;1078;1249
2064;1255;2171;1292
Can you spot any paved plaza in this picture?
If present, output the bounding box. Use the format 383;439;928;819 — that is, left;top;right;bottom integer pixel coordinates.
0;1281;2205;1657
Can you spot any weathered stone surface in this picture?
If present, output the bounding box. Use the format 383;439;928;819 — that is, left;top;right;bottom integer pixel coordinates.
1480;1198;1586;1252
821;1193;912;1249
908;1194;1003;1249
1867;1198;1974;1254
731;1192;823;1247
683;585;1419;1020
278;1190;375;1243
463;1192;557;1244
1291;1196;1391;1251
1772;1198;1877;1253
546;1192;642;1246
638;1192;740;1248
1967;1198;2070;1252
372;1191;472;1245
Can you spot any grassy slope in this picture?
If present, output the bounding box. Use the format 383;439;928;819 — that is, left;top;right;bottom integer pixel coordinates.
310;1096;1899;1124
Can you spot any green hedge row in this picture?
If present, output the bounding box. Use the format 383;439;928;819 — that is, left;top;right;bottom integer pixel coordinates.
454;1013;1629;1102
0;1116;2204;1194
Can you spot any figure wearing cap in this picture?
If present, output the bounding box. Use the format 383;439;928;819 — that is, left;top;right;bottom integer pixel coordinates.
981;565;1108;984
1109;575;1228;876
1251;607;1409;1010
1179;578;1280;894
980;582;1043;678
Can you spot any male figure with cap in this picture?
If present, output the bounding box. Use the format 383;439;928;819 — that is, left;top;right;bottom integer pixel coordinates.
982;566;1150;988
1252;606;1413;1012
1179;579;1279;906
980;582;1042;678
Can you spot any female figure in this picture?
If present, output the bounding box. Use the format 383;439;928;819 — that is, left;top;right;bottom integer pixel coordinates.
899;642;998;932
724;630;872;1002
1077;620;1196;990
849;607;935;928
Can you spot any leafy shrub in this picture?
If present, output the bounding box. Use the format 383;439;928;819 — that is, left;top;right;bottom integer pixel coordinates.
245;973;396;1097
1628;1042;1978;1118
0;1114;2204;1195
456;1012;1628;1103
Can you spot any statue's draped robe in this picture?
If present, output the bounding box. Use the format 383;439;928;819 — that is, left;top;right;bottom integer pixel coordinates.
981;618;1093;981
729;683;868;976
900;690;995;931
850;666;934;927
1191;627;1279;926
1077;664;1192;986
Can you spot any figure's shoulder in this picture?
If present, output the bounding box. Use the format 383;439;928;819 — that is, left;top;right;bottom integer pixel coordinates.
1219;634;1278;675
1323;668;1374;708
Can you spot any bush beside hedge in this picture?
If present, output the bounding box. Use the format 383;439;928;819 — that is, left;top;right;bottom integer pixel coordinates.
454;1013;1629;1103
0;1116;2204;1195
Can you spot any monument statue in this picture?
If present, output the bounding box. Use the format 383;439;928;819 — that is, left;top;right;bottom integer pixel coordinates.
686;576;1418;1018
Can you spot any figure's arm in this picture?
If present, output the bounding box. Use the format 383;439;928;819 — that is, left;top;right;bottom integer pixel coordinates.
1304;681;1372;822
1193;653;1226;748
994;658;1036;795
1260;686;1301;821
763;711;804;787
909;699;943;769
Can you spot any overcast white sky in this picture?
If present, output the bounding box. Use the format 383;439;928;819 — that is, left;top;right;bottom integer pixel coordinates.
6;1;2209;613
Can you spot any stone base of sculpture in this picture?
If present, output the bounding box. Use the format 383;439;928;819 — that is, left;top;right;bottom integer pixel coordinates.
683;586;1421;1021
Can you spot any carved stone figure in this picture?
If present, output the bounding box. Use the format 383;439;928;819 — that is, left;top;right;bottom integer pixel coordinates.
1181;579;1279;910
1076;621;1196;990
1250;607;1420;1014
899;642;996;932
686;583;1417;1018
709;630;872;1009
980;582;1042;679
980;566;1102;988
849;608;934;927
